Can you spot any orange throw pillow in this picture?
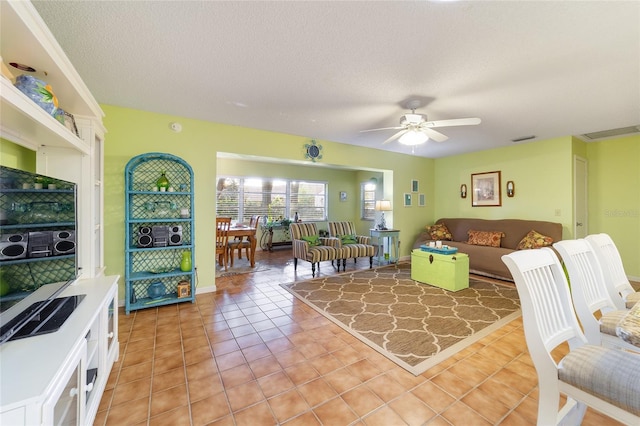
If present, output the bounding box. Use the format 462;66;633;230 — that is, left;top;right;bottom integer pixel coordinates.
467;230;504;247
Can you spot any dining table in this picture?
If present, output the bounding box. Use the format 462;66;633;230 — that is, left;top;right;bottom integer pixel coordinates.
616;300;640;348
227;226;258;267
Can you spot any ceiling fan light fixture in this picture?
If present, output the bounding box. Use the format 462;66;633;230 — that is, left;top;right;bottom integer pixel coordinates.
398;130;428;145
401;114;425;125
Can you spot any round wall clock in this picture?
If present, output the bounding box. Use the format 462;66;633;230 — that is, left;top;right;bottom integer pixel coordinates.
304;140;323;162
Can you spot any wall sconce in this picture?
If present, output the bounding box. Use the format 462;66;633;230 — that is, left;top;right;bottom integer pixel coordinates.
460;184;467;199
506;181;515;197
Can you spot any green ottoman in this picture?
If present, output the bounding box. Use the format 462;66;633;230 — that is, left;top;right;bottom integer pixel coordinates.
411;249;469;291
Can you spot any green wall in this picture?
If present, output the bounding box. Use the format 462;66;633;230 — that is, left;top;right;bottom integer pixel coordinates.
433;135;639;278
433;137;573;233
5;108;637;295
0;137;36;171
101;105;435;296
586;135;640;277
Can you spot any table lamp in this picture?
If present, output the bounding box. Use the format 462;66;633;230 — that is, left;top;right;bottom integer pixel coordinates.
375;200;392;230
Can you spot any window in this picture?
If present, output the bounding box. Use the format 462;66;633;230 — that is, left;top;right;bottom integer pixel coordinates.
216;177;327;222
361;182;376;220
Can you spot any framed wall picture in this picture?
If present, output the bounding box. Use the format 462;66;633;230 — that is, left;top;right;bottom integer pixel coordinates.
404;193;412;207
419;193;425;207
471;171;502;207
62;111;79;137
411;179;419;192
339;191;347;202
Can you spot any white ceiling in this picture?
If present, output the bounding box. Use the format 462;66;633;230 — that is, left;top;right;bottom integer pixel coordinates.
31;0;640;158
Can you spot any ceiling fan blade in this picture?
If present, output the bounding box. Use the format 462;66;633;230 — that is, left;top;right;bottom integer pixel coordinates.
422;128;449;142
382;129;408;144
360;126;404;133
424;117;481;128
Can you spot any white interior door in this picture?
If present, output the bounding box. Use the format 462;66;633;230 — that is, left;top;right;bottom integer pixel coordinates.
574;156;588;238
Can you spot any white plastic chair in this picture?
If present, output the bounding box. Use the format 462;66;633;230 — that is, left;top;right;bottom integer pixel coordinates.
553;239;639;353
502;248;640;425
586;233;640;310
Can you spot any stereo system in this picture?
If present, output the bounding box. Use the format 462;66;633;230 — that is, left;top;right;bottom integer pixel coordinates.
53;230;76;256
137;225;183;248
137;226;153;248
168;225;183;246
151;226;169;247
0;233;28;260
0;230;75;261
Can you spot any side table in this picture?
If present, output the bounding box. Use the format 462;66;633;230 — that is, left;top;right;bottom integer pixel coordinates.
370;228;400;264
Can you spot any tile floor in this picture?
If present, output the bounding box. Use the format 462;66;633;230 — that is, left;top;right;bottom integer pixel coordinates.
94;249;627;425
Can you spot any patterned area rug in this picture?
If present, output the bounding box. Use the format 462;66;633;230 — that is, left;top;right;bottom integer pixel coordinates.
281;263;521;375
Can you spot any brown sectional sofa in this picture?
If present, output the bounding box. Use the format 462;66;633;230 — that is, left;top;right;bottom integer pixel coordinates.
412;218;563;281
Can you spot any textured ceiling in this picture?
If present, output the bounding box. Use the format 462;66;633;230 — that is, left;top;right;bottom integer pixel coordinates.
32;1;640;158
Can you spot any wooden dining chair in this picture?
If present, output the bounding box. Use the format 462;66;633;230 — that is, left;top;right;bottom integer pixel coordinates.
502;248;640;425
228;215;260;265
216;217;231;271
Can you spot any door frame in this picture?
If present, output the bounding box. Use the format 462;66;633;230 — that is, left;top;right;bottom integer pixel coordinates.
573;155;588;238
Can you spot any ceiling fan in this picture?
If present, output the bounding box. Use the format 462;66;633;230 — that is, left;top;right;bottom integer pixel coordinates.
361;100;481;146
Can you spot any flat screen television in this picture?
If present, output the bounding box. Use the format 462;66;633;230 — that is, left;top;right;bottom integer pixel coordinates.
0;165;80;344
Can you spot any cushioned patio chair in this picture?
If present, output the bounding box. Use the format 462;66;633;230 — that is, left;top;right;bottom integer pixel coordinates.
553;239;639;353
502;248;640;425
289;222;344;277
586;233;640;310
328;221;375;270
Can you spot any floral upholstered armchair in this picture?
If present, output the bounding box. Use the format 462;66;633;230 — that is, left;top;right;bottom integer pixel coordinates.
328;221;375;270
289;223;345;277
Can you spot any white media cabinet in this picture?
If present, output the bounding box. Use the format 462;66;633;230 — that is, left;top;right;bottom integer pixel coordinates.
0;276;119;425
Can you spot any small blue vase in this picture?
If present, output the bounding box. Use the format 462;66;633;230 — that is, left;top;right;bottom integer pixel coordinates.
147;282;166;299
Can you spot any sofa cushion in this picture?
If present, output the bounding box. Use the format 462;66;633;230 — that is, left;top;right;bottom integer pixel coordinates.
516;229;554;250
467;230;504;247
426;223;453;241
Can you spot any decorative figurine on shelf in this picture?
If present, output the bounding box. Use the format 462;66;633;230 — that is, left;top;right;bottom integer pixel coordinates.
294;212;299;222
156;171;170;191
177;280;191;298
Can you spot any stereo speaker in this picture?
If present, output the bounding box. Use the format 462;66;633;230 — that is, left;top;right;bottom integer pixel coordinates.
168;225;183;246
53;230;76;255
27;231;53;258
137;226;153;248
0;233;28;260
152;226;169;247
